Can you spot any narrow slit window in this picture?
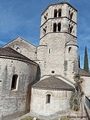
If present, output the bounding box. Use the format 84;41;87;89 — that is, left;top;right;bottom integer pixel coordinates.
70;26;73;33
43;28;46;35
44;15;47;20
68;47;71;53
49;49;50;53
11;74;18;90
46;94;51;103
68;24;73;33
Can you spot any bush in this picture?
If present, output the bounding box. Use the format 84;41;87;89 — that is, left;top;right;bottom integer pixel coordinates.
60;116;70;120
21;116;40;120
70;91;80;111
21;116;33;120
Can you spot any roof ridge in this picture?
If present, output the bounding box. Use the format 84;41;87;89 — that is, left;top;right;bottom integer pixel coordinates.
0;47;38;66
2;36;37;48
32;75;74;91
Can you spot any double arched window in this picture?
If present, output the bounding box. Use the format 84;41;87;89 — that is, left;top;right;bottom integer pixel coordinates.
53;23;61;32
54;9;62;17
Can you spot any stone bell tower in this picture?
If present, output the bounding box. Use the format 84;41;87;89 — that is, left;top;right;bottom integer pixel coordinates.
37;2;78;82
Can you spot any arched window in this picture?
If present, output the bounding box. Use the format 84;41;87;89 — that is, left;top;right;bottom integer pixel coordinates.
54;9;57;17
43;26;47;35
69;10;71;19
58;23;61;32
43;28;46;34
11;74;18;90
44;15;47;20
53;23;57;32
69;10;73;20
68;24;73;34
68;24;70;33
58;9;61;17
70;12;73;20
46;94;51;103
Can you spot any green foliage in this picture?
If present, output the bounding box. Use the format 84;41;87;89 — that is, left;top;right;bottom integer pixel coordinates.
21;117;40;120
71;74;84;112
74;74;83;92
60;116;70;120
70;91;80;111
84;46;89;72
21;116;33;120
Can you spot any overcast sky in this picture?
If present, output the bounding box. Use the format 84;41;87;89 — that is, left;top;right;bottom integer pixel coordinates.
0;0;90;68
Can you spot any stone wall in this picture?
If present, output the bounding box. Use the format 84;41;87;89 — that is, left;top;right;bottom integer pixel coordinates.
81;76;90;96
0;58;38;120
4;37;37;60
30;88;71;116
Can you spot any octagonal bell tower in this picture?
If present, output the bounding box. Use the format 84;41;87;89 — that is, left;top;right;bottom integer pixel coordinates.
40;2;77;43
38;2;78;82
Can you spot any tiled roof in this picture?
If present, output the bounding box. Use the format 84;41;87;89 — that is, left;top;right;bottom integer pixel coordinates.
0;47;37;65
79;68;90;76
32;76;74;91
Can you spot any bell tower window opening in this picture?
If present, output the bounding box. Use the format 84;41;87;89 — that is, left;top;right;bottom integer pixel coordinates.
70;12;73;20
58;23;61;32
69;10;73;20
68;24;70;33
58;9;61;17
43;28;46;33
69;10;71;19
46;94;51;104
11;74;18;90
70;26;73;33
54;9;57;17
53;23;57;32
68;24;73;34
44;15;47;20
43;26;47;35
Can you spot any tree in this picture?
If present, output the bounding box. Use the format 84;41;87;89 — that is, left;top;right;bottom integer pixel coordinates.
84;46;89;72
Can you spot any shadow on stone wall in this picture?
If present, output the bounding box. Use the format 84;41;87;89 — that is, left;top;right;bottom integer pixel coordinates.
25;65;41;113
